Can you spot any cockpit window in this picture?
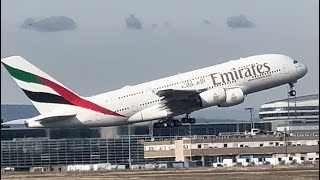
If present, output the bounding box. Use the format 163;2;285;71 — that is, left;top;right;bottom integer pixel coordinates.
293;60;298;64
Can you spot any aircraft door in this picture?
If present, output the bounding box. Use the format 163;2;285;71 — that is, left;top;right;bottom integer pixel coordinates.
282;64;289;74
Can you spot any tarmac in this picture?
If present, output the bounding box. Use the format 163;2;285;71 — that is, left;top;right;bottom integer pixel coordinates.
1;165;319;180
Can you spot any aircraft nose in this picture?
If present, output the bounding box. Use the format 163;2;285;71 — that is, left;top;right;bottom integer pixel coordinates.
300;63;308;76
297;62;308;77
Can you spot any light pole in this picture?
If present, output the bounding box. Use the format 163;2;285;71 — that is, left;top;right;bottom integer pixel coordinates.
244;107;254;129
284;127;287;157
128;124;132;169
149;121;153;137
189;123;192;161
294;93;297;120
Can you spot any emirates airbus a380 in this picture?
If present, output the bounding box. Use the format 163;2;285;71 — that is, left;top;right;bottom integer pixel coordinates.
1;54;307;128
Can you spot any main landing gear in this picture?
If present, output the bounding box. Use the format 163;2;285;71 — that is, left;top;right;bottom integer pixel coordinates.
153;118;181;128
153;114;196;128
181;114;196;124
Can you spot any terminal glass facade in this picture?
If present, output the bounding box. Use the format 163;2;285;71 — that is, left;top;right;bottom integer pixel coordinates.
1;128;100;140
1;137;144;168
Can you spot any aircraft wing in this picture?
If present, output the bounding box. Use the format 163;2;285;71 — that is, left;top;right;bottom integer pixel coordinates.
156;88;206;100
156;88;206;113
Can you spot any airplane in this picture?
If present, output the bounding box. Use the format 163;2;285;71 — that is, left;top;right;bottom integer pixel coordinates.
1;54;308;128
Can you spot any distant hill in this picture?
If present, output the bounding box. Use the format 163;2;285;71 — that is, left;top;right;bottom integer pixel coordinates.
1;104;39;122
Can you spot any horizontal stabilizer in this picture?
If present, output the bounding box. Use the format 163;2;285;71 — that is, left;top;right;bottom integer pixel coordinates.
2;113;77;126
1;118;28;125
30;114;77;123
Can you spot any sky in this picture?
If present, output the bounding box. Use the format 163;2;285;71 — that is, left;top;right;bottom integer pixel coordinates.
1;0;319;120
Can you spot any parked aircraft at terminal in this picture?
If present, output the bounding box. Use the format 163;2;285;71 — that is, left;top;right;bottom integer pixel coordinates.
1;54;308;128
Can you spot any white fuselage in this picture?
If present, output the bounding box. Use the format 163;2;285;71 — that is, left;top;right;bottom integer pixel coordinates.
26;54;308;128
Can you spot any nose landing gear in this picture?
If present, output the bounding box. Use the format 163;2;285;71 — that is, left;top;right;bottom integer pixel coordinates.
288;82;296;97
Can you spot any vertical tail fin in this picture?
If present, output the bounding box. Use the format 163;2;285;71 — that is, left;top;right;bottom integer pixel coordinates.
1;56;80;114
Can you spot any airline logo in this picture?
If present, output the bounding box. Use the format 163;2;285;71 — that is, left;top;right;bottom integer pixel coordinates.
2;62;125;117
210;63;271;85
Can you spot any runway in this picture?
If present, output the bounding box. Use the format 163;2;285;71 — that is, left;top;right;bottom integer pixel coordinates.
2;165;319;180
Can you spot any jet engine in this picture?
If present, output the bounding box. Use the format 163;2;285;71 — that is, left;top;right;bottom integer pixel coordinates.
199;87;226;108
127;105;168;123
218;88;244;107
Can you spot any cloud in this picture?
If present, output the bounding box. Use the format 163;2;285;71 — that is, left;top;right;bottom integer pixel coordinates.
22;16;76;32
203;19;212;25
125;14;143;30
163;21;170;28
226;15;255;29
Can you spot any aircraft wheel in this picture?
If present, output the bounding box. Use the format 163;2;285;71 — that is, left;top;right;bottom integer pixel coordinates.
173;120;182;127
162;122;168;128
153;122;161;128
168;121;175;127
188;118;196;124
181;118;188;123
289;90;296;96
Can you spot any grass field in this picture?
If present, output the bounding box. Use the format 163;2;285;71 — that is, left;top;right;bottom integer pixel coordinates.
2;165;319;180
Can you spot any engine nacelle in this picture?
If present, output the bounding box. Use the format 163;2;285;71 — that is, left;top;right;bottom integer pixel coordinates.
199;88;226;108
127;105;168;123
218;88;244;107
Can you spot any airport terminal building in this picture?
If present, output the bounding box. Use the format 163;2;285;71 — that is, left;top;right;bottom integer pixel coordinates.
143;134;319;166
259;94;319;133
259;94;319;122
0;121;272;170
